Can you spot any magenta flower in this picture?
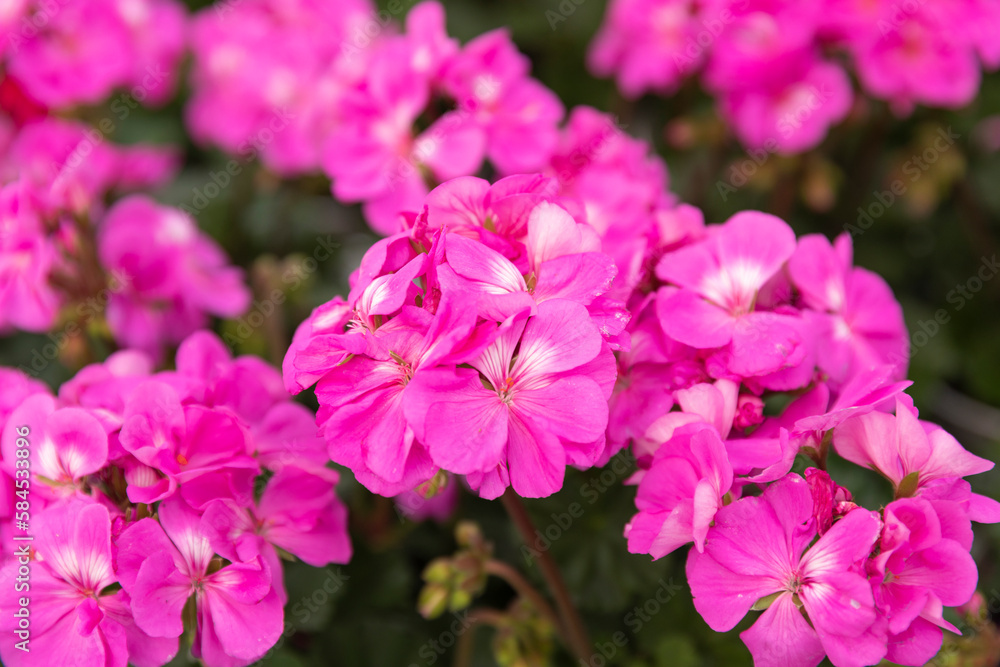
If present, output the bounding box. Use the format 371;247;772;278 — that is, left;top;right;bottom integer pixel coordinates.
655;211;805;380
2;118;179;216
688;474;886;667
1;395;108;503
115;497;283;667
833;395;998;509
788;233;908;386
58;350;156;434
405;300;612;498
718;58;852;153
6;1;134;109
869;497;978;665
119;381;259;507
201;465;352;570
850;5;981;113
98;196;250;357
0;184;61;332
323;14;486;234
5;0;185;110
305;295;492;496
438;202;617;322
187;0;374;175
626;422;734;558
0;500;177;667
441;27;563;174
588;0;703;98
167;331;328;472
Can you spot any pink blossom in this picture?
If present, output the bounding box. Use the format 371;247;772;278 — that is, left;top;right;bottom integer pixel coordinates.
441;27;563;174
1;118;179;216
167;331;328;471
850;6;981;113
718;58;853;153
789;233;908;386
1;396;108;504
0;183;61;332
5;0;186;110
118;381;259;507
97;196;250;357
688;474;886;667
187;0;374;175
115;497;283;667
0;500;177;667
869;497;978;665
626;422;734;558
588;0;703;98
405;300;612;498
833;394;997;507
202;465;351;569
655;211;805;380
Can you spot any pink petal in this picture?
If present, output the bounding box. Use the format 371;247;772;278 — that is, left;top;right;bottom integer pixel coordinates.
505;413;565;498
686;546;780;632
44;407;109;480
740;593;825;667
512;376;608;445
885;617;942;666
406;367;508;475
525;202;585;268
513;300;602;378
130;551;191;638
203;565;283;662
657;288;735;349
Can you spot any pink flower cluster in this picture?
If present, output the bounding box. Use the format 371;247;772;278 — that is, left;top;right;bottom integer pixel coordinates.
614;211;999;664
0;0;248;354
0;115;249;354
188;0;563;234
589;0;1000;152
186;0;375;175
0;0;186;111
0;331;351;667
283;175;627;498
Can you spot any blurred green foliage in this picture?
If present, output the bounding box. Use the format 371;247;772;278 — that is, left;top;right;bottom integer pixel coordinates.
3;0;1000;665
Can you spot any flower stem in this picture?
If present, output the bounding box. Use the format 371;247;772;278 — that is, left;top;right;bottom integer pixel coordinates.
500;489;592;662
453;609;504;667
484;559;561;636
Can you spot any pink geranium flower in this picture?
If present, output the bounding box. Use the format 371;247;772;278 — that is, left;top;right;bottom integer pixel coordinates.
655;211;805;379
0;183;61;332
0;395;108;501
201;465;351;603
115;497;283;667
789;233;908;386
833;395;997;507
98;196;250;357
870;497;978;665
588;0;703;98
119;381;259;507
0;500;177;667
442;27;563;174
626;421;734;558
688;474;886;667
405;300;611;498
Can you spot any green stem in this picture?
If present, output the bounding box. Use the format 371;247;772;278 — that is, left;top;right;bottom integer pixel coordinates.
500;490;592;662
453;609;505;667
484;559;562;639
